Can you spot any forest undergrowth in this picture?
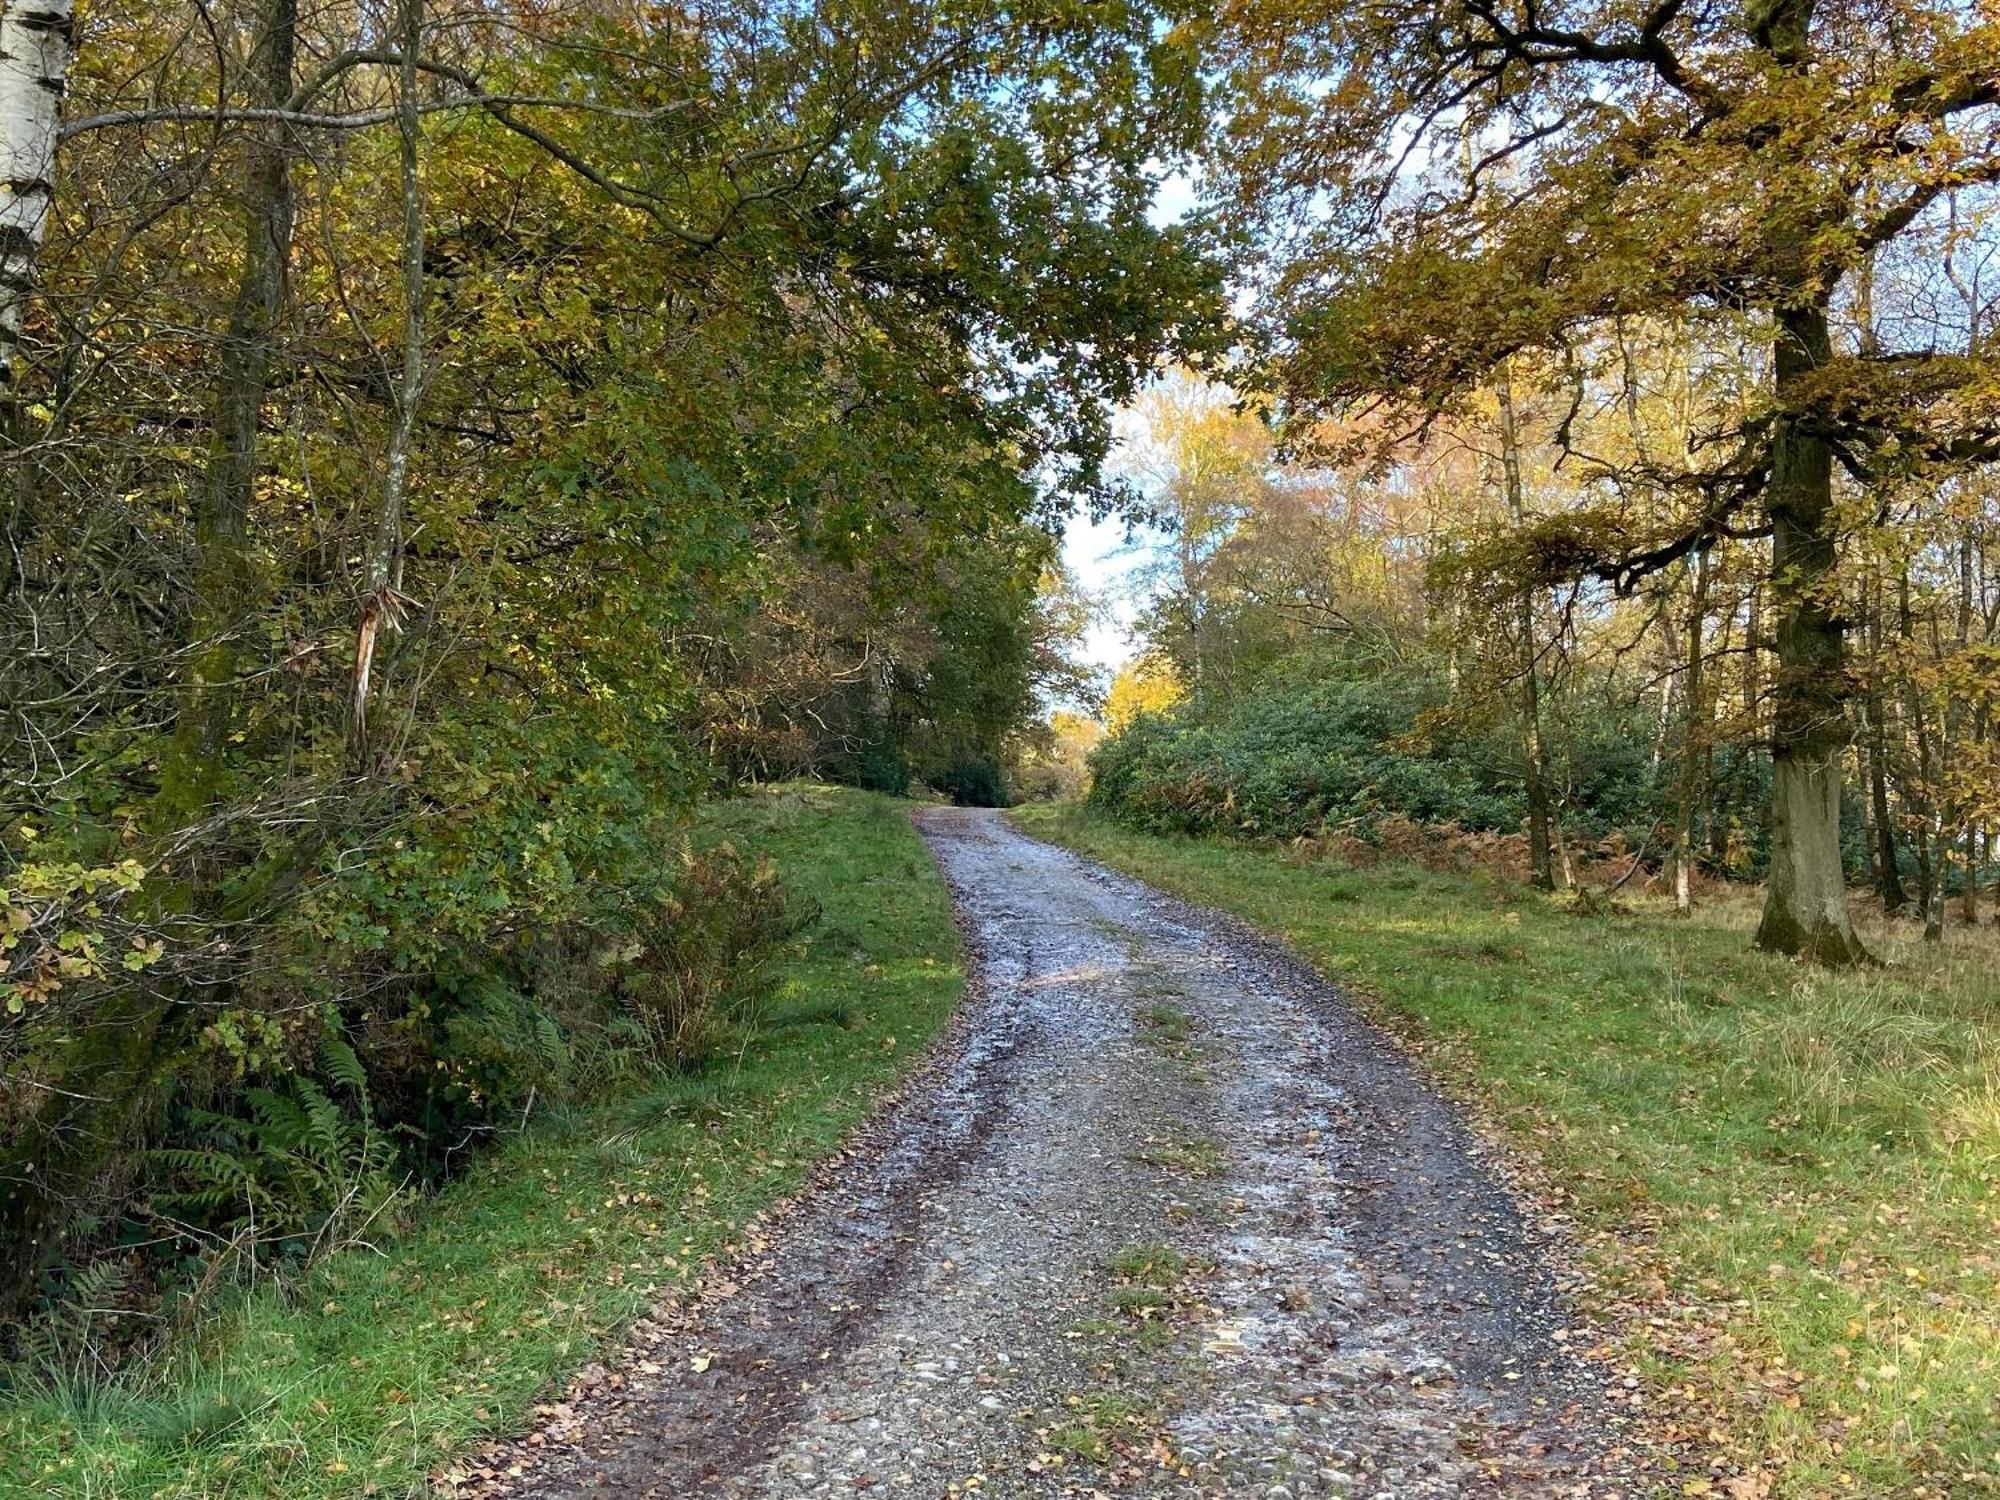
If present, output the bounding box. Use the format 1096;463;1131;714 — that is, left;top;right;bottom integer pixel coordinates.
0;786;963;1500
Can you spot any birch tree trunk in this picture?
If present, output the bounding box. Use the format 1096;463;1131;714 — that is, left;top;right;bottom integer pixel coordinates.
0;0;71;391
0;0;73;599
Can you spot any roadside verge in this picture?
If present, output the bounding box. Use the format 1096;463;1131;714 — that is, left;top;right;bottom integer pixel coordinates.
2;785;965;1500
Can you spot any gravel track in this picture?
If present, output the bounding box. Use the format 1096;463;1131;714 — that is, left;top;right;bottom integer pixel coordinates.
473;808;1641;1498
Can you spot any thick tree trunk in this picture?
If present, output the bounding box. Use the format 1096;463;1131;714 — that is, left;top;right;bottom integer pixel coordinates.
1753;304;1868;963
163;0;298;814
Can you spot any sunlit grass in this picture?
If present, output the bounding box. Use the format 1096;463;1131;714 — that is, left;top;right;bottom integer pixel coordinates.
1016;802;1999;1499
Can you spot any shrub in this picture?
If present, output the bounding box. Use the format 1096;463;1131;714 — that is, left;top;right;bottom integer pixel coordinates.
609;842;810;1069
1089;652;1541;842
2;807;810;1347
1084;642;1699;854
931;754;1010;807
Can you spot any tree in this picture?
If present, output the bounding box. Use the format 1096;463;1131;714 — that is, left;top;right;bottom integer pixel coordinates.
1105;655;1188;729
1211;0;2000;961
1120;372;1272;703
0;0;72;394
0;0;1224;1310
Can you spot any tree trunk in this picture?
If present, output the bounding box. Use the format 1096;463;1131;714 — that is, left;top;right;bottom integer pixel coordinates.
7;0;302;1317
1896;569;1945;940
350;0;427;764
1863;579;1907;909
0;0;70;391
1717;581;1764;870
1956;535;1977;924
162;0;299;815
0;0;75;596
1673;547;1712;912
1753;303;1868;963
1865;718;1904;907
1496;359;1560;890
1705;599;1736;864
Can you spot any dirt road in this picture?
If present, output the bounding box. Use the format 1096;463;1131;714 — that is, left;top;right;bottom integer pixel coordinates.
489;808;1633;1497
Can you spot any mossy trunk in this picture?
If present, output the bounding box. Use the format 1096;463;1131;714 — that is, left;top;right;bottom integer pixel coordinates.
1753;304;1868;964
1496;360;1560;890
160;0;297;815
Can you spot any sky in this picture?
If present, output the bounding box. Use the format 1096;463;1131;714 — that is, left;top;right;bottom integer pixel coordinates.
1058;171;1198;678
1064;507;1154;677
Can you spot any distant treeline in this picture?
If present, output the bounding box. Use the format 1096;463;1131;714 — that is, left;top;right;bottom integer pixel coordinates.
1089;372;1996;922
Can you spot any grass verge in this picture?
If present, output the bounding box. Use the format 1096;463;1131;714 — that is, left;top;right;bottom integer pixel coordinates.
1015;801;1998;1500
2;784;962;1500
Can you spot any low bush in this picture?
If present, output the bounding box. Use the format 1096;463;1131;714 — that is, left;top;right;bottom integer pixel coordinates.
2;797;808;1366
930;754;1011;807
1087;648;1674;852
0;785;966;1500
1087;654;1522;839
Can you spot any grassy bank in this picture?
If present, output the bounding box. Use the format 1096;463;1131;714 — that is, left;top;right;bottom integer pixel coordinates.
3;785;962;1500
1015;803;1998;1499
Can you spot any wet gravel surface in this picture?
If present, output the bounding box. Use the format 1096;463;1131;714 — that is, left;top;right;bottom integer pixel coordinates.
471;809;1642;1498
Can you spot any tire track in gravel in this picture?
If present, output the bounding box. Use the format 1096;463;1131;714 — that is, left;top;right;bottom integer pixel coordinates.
468;807;1646;1498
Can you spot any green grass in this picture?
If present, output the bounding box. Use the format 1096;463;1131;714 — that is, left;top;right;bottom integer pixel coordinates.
1105;1243;1191;1289
1125;1133;1226;1178
1;785;963;1499
1045;1389;1152;1463
1136;1001;1195;1049
1016;802;2000;1499
1040;1247;1209;1467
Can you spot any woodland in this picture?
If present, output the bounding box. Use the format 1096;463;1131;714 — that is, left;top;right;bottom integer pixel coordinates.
1;0;1214;1330
0;0;1996;1488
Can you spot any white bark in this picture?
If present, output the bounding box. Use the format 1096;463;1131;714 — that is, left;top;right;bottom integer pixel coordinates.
0;0;72;389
